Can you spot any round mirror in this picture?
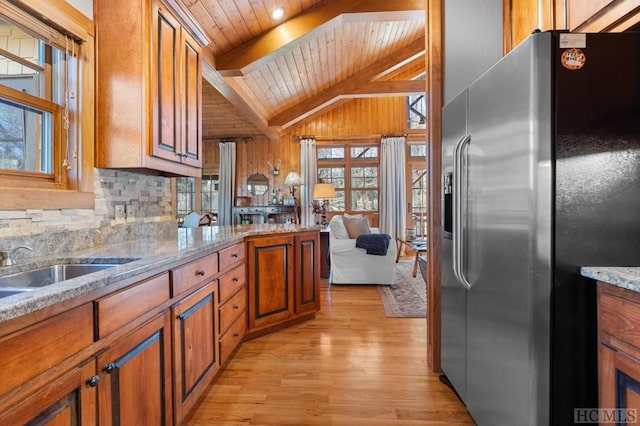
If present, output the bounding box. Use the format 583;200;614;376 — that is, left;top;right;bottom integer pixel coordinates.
247;173;269;196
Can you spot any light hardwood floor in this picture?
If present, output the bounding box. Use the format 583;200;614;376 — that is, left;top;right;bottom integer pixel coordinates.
185;280;474;425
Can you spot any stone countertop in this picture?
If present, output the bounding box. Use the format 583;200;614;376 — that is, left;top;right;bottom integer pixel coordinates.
581;267;640;293
0;224;319;323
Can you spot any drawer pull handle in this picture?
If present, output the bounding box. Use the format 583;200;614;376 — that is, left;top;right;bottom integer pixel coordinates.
233;304;239;310
232;253;239;258
232;277;239;282
197;270;205;276
103;363;116;374
233;332;240;338
87;375;100;387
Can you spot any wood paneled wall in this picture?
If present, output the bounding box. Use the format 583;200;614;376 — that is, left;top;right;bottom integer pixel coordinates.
232;135;300;205
504;0;640;52
281;96;411;143
204;94;419;206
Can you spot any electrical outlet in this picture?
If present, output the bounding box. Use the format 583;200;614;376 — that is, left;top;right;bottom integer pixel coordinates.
114;204;125;220
126;204;135;219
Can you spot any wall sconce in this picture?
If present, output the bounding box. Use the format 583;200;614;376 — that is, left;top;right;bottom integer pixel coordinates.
284;170;303;203
313;183;336;228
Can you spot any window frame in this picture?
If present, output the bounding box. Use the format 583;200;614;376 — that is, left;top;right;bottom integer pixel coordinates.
317;142;380;220
0;0;94;209
406;142;428;237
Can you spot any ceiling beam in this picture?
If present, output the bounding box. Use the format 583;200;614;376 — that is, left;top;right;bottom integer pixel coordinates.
268;37;425;129
201;60;279;141
215;0;425;77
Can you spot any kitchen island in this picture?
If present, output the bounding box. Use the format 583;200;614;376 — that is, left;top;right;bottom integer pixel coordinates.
581;266;640;422
0;224;321;425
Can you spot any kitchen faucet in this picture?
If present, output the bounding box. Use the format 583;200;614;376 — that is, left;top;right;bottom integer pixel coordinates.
0;246;33;267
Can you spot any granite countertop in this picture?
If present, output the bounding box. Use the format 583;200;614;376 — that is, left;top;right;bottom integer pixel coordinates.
0;224;319;324
581;267;640;293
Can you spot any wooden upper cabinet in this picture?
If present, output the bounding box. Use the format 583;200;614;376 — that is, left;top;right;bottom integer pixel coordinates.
96;0;205;177
152;2;202;169
181;30;202;168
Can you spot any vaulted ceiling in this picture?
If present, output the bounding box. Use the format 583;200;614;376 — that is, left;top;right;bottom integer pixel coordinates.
180;0;426;140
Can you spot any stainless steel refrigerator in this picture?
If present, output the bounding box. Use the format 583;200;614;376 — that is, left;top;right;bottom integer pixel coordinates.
441;31;640;426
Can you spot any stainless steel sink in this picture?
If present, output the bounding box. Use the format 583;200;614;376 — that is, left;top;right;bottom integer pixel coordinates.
0;263;129;299
0;288;32;298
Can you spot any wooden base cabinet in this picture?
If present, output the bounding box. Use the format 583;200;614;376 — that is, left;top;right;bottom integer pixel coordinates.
0;360;98;425
247;235;295;330
172;281;220;423
295;231;321;314
247;231;320;334
597;282;640;421
97;312;173;425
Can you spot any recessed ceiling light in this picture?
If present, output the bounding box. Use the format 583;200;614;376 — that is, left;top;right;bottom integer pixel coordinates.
271;7;285;20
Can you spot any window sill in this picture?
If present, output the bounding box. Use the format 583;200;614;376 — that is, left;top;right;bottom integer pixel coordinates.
0;188;94;210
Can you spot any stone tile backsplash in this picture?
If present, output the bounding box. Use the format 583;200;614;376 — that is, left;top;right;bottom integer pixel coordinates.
0;169;176;260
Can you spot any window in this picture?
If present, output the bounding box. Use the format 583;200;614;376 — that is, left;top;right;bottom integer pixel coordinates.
410;168;428;237
176;177;195;217
409;144;427;158
0;2;94;209
201;174;218;213
407;142;428;237
407;74;426;130
317;144;379;214
0;18;60;174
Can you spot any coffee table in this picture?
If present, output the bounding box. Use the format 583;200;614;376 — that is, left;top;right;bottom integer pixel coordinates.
396;238;427;277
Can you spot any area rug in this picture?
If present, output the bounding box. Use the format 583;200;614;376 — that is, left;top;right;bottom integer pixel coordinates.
377;260;427;318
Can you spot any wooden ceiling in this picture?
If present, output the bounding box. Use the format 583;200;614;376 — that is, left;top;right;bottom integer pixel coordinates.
182;0;426;140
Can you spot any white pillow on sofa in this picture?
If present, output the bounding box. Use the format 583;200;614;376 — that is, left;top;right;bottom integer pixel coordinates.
329;216;350;239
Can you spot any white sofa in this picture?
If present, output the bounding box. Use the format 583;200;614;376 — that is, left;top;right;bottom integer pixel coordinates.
328;215;397;285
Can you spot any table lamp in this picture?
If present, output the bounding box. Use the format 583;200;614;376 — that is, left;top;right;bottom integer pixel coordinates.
284;171;303;203
313;183;336;227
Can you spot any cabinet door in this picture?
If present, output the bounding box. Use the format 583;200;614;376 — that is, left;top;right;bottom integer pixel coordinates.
98;312;173;425
180;28;202;168
295;231;320;314
152;2;181;163
172;281;220;423
0;360;97;425
599;344;640;422
247;235;295;329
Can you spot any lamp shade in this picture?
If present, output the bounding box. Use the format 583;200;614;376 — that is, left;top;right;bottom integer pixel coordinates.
284;171;303;186
313;183;336;200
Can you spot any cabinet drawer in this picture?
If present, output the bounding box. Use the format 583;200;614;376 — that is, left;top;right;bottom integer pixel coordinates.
219;263;246;303
171;252;219;297
97;273;170;339
219;288;246;335
219;314;246;365
219;243;244;272
599;291;640;349
0;303;94;397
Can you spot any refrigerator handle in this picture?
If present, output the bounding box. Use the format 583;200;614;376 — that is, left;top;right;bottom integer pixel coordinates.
453;134;472;290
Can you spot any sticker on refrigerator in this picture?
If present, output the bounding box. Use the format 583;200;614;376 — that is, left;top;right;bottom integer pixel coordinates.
561;48;586;70
559;33;586;48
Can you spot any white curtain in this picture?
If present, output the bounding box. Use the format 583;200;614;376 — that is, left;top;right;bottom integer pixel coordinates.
217;142;236;225
299;137;317;226
380;136;406;241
